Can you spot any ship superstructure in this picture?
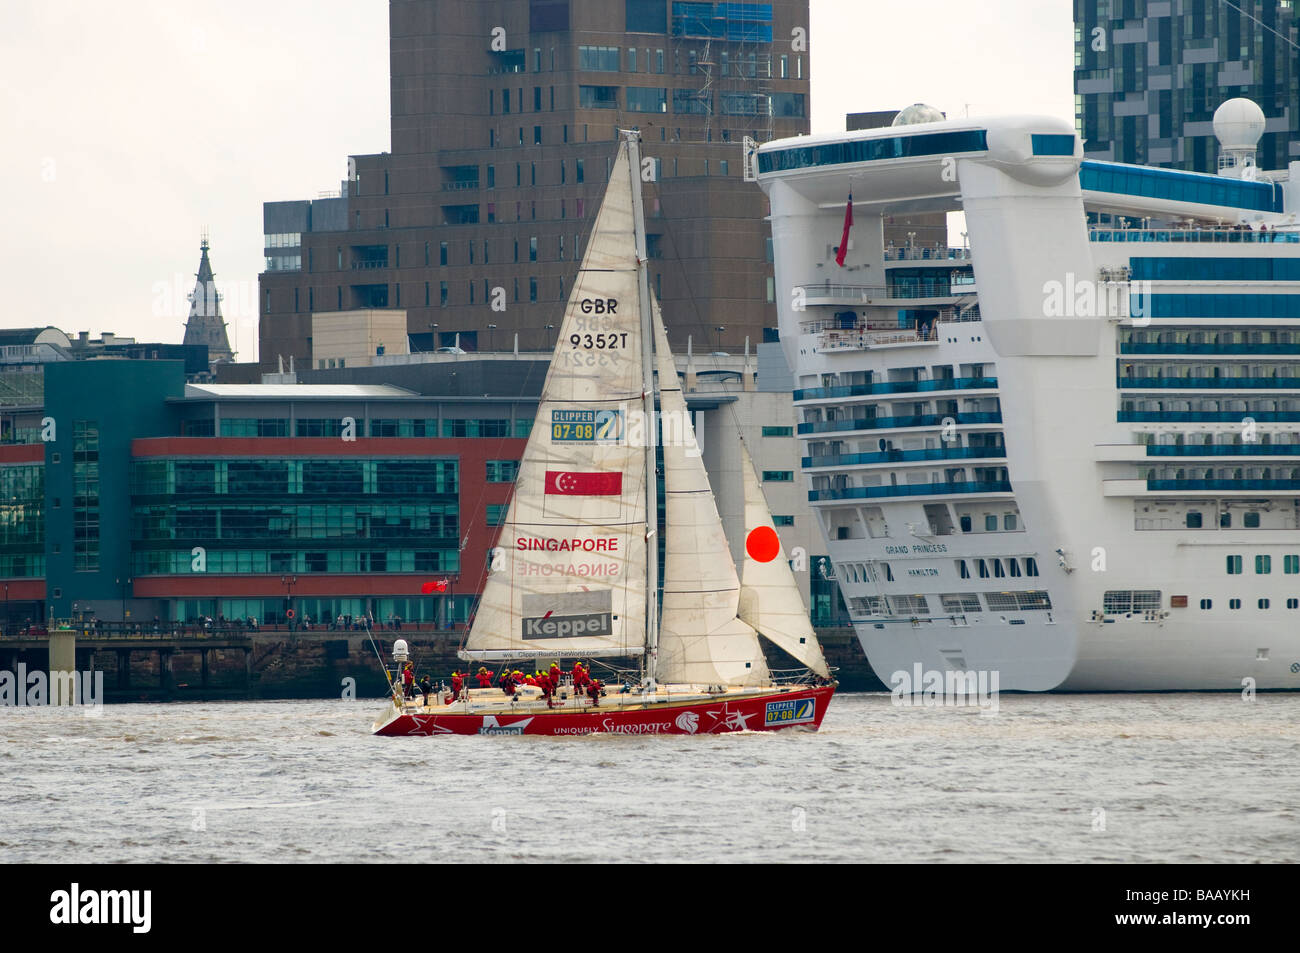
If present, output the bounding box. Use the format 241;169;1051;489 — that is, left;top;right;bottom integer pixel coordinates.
758;100;1300;690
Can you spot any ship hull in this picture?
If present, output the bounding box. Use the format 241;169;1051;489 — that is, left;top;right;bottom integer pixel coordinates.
372;683;836;736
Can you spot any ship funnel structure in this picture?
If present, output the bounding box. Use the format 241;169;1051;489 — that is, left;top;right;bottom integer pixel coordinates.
1214;98;1266;179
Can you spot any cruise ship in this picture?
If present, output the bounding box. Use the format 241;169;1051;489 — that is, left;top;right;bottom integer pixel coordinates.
756;99;1300;691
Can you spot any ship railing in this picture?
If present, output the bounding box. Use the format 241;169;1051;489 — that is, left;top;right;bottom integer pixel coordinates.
884;247;972;261
796;280;976;301
1088;227;1300;244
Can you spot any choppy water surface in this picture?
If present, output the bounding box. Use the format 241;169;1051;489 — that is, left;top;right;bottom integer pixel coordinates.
1;693;1296;863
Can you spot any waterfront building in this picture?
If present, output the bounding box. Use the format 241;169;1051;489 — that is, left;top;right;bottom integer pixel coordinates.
1074;0;1299;172
258;0;812;371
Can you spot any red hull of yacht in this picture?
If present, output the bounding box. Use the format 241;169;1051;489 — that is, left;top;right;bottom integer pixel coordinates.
373;684;836;736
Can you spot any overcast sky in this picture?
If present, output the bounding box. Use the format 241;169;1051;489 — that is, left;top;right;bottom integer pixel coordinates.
1;1;1074;362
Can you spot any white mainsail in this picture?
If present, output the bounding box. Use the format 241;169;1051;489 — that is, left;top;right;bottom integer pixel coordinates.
738;442;831;677
652;307;771;686
462;142;648;661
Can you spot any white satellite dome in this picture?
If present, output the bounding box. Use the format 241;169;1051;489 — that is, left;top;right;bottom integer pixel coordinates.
1213;98;1266;151
892;103;945;127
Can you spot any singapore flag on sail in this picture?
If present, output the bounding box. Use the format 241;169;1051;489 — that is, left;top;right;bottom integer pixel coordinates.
544;471;623;495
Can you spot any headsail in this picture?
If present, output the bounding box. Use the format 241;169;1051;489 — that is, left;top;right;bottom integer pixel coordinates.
738;442;831;677
652;306;771;686
462;141;648;661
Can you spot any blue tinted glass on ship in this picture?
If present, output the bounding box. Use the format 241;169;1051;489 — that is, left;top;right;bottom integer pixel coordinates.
1080;160;1282;212
759;129;989;174
1133;294;1300;319
1129;257;1300;282
1031;134;1076;156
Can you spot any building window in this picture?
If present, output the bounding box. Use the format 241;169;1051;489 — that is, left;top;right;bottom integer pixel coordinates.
579;85;619;109
577;46;620;71
576;158;584;183
626;87;668;113
486;460;520;482
1229;599;1242;610
533;87;541;111
1185;511;1202;528
1285;555;1299;574
992;559;1006;578
486;504;508;527
1244;511;1261;528
1289;598;1299;609
440;282;448;307
1025;558;1039;577
439;241;448;266
1004;513;1017;530
1199;598;1212;609
984;514;997;531
1226;555;1242;574
957;560;970;579
1259;598;1271;609
529;277;538;302
1256;555;1271;574
959;515;972;532
772;515;794;526
977;559;989;578
534;126;542;145
761;471;794;482
529;236;538;261
761;426;793;437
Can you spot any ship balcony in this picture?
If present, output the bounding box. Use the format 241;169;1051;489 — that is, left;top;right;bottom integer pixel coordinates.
807;479;1013;503
794;376;998;403
883;247;973;262
802;445;1007;471
1104;477;1300;497
1119;376;1300;391
1088;227;1299;245
795;280;976;307
1119;410;1300;422
1120;342;1300;356
798;411;1002;436
1095;443;1300;462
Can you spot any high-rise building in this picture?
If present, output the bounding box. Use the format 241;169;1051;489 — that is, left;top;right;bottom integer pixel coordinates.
1074;0;1299;172
258;0;811;371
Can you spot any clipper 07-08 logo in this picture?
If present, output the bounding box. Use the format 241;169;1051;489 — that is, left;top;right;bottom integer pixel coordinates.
551;409;623;443
764;698;816;727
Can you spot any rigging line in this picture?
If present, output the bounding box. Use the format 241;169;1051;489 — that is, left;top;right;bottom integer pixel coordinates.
1216;0;1300;52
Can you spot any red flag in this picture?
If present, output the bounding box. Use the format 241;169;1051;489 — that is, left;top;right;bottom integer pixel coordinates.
544;471;623;496
835;192;853;267
421;579;449;594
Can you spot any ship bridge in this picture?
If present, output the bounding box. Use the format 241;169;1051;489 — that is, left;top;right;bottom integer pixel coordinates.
756;115;1081;217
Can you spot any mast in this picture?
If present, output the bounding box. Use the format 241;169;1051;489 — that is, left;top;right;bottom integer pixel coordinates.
624;128;660;688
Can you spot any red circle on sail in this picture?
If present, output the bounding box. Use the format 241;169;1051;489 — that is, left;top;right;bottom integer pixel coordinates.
746;526;780;563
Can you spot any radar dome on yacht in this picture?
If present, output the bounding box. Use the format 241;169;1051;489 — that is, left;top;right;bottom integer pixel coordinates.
892;103;945;126
1213;98;1266;150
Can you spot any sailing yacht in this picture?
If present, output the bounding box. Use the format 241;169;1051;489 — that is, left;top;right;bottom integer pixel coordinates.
372;131;836;736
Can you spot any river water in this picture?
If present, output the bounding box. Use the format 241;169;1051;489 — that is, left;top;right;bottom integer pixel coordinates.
2;692;1296;863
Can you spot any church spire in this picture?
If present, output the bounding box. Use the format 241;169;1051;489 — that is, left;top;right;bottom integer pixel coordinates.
183;233;234;363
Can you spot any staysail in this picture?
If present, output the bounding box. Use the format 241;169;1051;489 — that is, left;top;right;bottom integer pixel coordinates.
461;142;648;661
738;442;831;677
652;306;771;686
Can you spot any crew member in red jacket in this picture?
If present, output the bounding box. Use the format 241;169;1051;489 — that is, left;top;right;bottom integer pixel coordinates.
587;678;603;707
476;667;494;688
401;662;415;699
499;670;516;696
548;662;562;690
449;670;464;702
